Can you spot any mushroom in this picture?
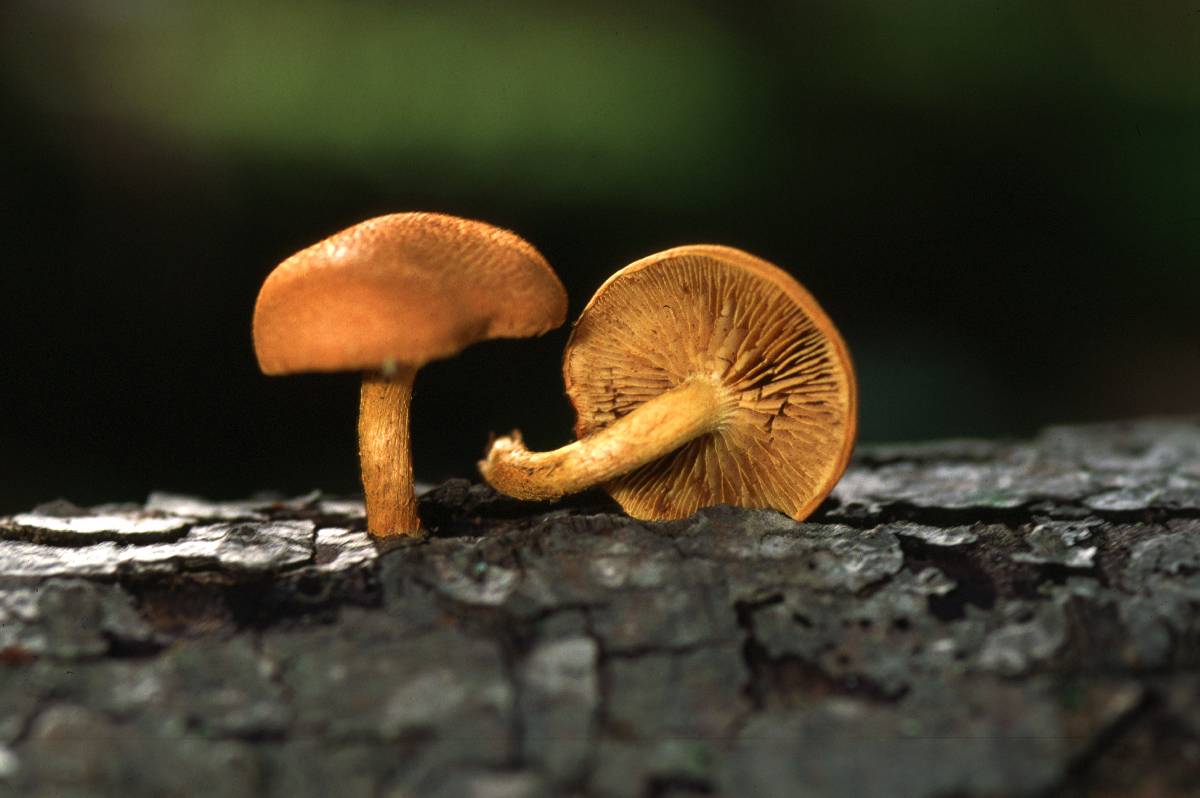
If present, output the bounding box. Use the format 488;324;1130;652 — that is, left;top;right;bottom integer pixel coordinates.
253;212;567;537
479;244;856;521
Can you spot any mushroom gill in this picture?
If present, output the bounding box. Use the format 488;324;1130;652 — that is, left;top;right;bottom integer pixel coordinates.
481;244;857;522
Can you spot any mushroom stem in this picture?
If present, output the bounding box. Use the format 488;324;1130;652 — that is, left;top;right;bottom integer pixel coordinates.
480;378;732;500
359;367;420;537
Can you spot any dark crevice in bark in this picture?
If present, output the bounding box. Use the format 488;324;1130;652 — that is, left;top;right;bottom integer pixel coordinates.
895;536;998;620
735;596;901;707
1040;688;1159;798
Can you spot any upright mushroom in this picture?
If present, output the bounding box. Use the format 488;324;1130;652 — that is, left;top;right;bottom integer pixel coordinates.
480;244;856;521
254;212;566;537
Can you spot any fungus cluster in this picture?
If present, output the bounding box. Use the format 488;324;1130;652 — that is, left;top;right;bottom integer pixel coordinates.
480;245;857;521
253;213;566;538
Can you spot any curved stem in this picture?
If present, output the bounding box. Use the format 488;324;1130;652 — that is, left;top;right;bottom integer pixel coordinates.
480;378;731;500
359;367;420;537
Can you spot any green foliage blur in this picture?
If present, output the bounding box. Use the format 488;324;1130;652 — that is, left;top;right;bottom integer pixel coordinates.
1;0;1197;509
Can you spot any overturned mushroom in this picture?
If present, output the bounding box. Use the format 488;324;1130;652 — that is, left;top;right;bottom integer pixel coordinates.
254;212;566;537
480;244;856;521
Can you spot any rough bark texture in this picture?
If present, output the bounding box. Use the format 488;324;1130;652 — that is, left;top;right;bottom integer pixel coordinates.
1;418;1198;797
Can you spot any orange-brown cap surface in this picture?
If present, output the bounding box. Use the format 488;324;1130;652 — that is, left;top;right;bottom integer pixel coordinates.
253;213;567;374
563;244;857;521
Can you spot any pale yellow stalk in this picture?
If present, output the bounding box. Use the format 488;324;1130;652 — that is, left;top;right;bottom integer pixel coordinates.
480;378;732;500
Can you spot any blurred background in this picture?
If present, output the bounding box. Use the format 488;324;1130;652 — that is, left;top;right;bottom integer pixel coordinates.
1;1;1197;511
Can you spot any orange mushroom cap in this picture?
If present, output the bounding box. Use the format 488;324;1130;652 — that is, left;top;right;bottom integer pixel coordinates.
562;244;857;521
253;212;567;374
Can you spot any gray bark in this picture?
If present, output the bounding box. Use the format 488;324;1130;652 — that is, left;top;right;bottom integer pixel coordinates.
1;418;1198;797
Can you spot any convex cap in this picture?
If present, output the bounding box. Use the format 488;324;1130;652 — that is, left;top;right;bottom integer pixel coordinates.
254;212;567;374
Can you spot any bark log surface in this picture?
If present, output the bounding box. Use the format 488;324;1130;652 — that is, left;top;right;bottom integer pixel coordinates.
1;418;1198;797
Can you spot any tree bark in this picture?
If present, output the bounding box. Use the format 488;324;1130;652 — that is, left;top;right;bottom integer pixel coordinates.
1;417;1198;797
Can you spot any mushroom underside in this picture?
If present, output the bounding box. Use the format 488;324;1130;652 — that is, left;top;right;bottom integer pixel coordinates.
486;249;856;521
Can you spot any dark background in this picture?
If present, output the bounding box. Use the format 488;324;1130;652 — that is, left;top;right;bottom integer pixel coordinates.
2;1;1197;513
